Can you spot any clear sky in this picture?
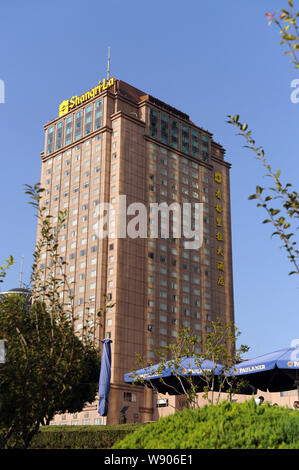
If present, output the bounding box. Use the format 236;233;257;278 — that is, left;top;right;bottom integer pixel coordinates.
0;0;298;358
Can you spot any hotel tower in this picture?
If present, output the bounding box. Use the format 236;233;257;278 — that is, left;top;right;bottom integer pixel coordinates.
39;77;234;425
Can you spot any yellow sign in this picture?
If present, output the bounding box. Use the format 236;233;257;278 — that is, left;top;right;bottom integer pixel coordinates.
59;77;115;117
214;172;222;184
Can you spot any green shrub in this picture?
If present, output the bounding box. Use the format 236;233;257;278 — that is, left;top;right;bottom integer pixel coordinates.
29;423;144;449
113;400;299;449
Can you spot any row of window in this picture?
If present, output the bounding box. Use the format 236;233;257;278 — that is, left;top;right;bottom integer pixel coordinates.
46;100;103;155
149;108;209;161
51;417;105;426
148;275;211;288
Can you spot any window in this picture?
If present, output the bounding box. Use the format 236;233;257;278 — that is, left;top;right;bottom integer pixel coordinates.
75;110;82;141
55;121;64;150
181;125;190;154
94;418;104;425
84;104;93;135
94;99;103;130
171;120;179;149
65;116;73;146
46;126;54;155
124;392;136;402
149;108;158;138
191;129;199;159
202;135;209;162
160;113;168;144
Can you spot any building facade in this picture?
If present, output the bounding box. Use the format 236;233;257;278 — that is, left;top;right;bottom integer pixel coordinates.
39;78;234;425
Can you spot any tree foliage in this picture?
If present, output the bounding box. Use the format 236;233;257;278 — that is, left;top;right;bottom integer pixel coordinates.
114;400;299;449
0;183;102;448
266;0;299;69
131;320;249;408
0;295;99;448
227;114;299;276
228;0;299;277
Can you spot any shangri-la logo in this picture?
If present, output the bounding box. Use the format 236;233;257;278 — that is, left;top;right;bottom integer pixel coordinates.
58;77;115;117
59;100;69;116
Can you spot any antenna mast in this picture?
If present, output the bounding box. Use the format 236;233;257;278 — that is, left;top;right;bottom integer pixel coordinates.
19;255;24;288
107;46;111;81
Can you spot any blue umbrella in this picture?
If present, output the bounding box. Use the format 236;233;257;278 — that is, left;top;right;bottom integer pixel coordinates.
124;356;254;395
98;339;112;416
233;347;299;398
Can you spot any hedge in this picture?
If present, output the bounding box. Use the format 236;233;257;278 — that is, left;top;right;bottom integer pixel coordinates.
29;423;144;449
114;400;299;449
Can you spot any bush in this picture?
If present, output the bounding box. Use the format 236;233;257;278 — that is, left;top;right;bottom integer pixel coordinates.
113;400;299;449
29;424;144;449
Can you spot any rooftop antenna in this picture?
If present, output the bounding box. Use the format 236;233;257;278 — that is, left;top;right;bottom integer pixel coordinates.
107;46;111;81
19;255;24;288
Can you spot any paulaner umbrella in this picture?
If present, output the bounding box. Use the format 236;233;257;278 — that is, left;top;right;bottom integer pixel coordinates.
233;347;299;399
98;339;112;416
125;356;255;395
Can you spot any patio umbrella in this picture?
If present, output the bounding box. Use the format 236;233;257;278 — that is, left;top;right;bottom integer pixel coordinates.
98;338;112;416
124;356;255;395
233;347;299;399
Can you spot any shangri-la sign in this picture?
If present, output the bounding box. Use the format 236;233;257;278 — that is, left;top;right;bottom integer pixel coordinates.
59;77;115;117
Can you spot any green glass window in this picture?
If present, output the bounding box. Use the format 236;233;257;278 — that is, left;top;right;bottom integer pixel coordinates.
55;121;64;150
170;120;179;149
75;110;82;141
46;126;54;155
160;113;169;144
94;99;103;130
84;104;93;135
150;108;158;138
202;134;209;162
65;115;73;146
191;129;199;159
181;125;190;154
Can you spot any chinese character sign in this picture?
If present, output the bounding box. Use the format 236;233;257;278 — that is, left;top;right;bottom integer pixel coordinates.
214;171;225;287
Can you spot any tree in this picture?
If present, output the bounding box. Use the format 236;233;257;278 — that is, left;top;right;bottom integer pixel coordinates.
0;295;100;448
228;0;299;277
0;184;102;448
132;320;249;409
0;257;14;285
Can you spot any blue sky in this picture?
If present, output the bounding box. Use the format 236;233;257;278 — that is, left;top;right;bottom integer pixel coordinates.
0;0;298;357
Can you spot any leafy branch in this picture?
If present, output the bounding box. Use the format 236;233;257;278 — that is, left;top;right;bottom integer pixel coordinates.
227;114;299;276
266;0;299;68
130;322;249;408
